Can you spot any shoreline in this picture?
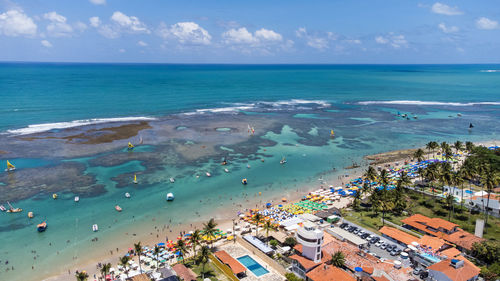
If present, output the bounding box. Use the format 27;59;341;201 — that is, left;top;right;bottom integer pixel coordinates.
32;140;500;281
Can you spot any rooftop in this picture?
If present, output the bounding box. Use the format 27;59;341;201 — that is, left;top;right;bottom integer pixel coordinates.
418;235;447;252
427;257;480;281
306;264;356;281
379;226;419;246
439;247;461;259
214;250;246;275
172;263;197;281
402;214;458;232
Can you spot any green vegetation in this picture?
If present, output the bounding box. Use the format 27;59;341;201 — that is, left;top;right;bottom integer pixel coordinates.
269;239;279;248
471;241;500;281
285;272;304;281
284;237;297;247
330;251;345;268
75;271;89;281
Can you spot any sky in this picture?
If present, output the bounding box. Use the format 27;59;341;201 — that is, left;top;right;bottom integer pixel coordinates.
0;0;499;63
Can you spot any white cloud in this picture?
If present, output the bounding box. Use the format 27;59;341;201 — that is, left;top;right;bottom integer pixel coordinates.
306;37;328;50
44;11;73;37
475;17;499;30
255;28;282;42
345;39;361;44
74;21;87;32
294;27;333;50
0;10;37;37
222;27;258;44
98;24;120;39
119;48;126;53
431;2;463;16
41;39;52;48
89;0;106;5
137;40;148;46
89;16;101;28
375;33;408;48
438;23;459;33
158;22;211;45
111;11;149;33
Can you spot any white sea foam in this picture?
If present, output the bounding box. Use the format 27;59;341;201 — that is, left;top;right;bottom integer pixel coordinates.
357;100;500;107
183;99;331;115
6;117;156;135
480;70;500;73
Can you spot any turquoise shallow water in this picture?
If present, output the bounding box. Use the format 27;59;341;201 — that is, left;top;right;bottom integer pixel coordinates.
0;64;499;281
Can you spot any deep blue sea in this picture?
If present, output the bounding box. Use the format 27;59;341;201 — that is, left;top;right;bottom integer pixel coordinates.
0;63;499;281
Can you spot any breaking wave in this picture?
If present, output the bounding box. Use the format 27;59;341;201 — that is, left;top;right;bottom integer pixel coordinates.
357;100;500;107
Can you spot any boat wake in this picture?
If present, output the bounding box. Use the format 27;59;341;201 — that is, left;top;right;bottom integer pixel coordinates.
357;100;500;107
479;70;500;73
6;117;157;135
183;99;331;115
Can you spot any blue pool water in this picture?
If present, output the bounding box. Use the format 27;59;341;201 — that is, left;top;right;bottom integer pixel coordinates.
237;255;270;277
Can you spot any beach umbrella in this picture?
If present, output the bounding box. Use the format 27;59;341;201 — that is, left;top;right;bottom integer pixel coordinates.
158;242;165;246
355;267;363;272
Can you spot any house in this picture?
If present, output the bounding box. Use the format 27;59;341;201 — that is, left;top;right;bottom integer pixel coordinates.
126;273;151;281
465;193;500;215
289;245;329;279
157;267;179;281
172;264;197;281
305;263;356;281
379;226;419;247
295;221;324;262
401;214;484;251
427;257;480;281
214;250;246;278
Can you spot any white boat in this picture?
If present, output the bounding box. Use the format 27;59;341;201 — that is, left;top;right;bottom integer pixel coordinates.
224;168;229;173
247;164;251;169
206;172;211;177
280;157;287;165
166;193;175;201
0;205;6;212
92;224;99;232
169;177;175;183
125;192;131;198
74;196;80;202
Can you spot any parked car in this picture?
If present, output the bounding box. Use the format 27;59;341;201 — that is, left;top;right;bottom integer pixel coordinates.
375;241;383;247
370;237;380;244
353;229;360;235
361;233;370;239
348;226;356;233
381;244;387;250
339;223;348;229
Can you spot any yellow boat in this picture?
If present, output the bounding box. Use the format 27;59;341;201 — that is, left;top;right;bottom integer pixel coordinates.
127;142;134;150
133;174;138;184
52;193;58;199
28;211;34;218
330;130;335;138
5;160;16;172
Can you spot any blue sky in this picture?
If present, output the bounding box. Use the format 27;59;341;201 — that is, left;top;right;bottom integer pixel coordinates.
0;0;499;63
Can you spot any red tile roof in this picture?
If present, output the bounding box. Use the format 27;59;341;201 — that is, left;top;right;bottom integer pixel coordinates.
439;247;461;258
418;235;446;251
214;251;246;275
402;214;458;232
447;230;484;251
289;254;321;271
172;264;197;281
372;276;391;281
306;264;356;281
427;257;480;281
379;226;419;245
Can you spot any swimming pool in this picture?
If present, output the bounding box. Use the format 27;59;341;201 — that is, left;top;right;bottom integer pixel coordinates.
237;255;269;277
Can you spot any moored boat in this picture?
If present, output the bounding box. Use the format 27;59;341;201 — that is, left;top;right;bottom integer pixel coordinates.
206;172;211;177
92;224;99;232
6;202;22;213
133;174;138;184
224;168;229;173
37;222;47;232
125;192;131;198
170;177;175;183
28;211;34;218
280;157;287;165
127;142;134;150
166;193;174;201
115;205;122;212
0;205;6;212
52;193;58;199
247;164;251;169
241;178;248;185
74;196;80;202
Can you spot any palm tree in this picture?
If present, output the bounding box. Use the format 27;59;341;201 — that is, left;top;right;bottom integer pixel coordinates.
262;220;276;243
134;242;143;273
203;218;218;249
465;141;474;154
119;255;131;279
481;165;499;229
427;141;439;159
153;245;160;269
198;245;211;280
453;140;463;154
413;148;425;163
364;166;378;182
75;271;89;281
252;213;263;236
454;170;466;210
100;263;111;280
189;229;202;257
417;167;425;197
440;141;449;155
176;239;187;264
445;194;455;221
424;163;439;197
426;141;434;159
330;251;345;268
379;169;390;188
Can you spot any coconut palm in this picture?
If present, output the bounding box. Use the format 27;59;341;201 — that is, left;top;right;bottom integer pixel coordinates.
176;239;187;264
440;142;449;155
453;141;463;154
417;167;425;197
481;165;499;229
100;263;111;280
252;213;263;236
198;245;211;279
203;218;218;249
364;166;378;182
454;170;466;210
153;245;160;268
189;229;202;257
445;193;455;221
465;141;474;154
426;141;439;159
379;169;390;187
119;255;131;279
424;163;439;197
262;220;276;243
413;148;425;163
75;271;89;281
134;242;143;273
330;251;345;268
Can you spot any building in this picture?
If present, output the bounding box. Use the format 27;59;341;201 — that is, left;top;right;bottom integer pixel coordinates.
401;214;484;251
295;221;324;263
172;264;197;281
379;226;419;247
427;257;480;281
305;264;356;281
465;193;500;215
214;250;246;278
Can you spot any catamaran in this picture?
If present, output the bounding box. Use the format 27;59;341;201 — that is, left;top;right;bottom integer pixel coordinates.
127;142;134;150
6;201;22;213
5;160;15;172
37;221;47;232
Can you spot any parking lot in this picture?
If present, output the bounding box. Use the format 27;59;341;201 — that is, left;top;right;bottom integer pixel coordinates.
338;220;404;260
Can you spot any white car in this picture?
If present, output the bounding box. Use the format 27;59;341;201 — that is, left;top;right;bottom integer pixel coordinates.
375;241;383;247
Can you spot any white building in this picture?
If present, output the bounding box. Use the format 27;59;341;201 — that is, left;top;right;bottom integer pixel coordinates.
465;193;500;215
295;221;324;263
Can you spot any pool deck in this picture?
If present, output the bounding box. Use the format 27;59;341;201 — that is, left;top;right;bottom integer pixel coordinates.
218;242;285;281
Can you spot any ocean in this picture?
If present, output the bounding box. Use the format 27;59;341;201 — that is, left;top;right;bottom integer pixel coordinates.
0;63;499;281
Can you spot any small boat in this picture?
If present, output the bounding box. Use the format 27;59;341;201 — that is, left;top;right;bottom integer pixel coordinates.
241;178;248;185
221;157;227;166
125;192;131;198
330;130;335;138
37;221;47;232
206;172;211;177
413;115;418;119
170;177;175;183
127;142;134;150
469;123;474;129
28;211;34;218
92;224;99;232
74;196;80;202
224;168;229;173
166;193;175;201
133;174;138;184
6;201;22;213
52;193;58;199
5;160;16;172
139;136;143;145
280;157;287;165
0;205;6;212
115;205;122;212
247;164;251;169
457;113;462;117
261;158;265;162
